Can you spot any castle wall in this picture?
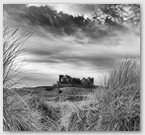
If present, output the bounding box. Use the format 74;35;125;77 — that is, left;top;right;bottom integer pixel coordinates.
57;75;94;88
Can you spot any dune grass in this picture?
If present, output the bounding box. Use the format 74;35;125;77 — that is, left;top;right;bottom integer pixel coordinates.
99;57;140;131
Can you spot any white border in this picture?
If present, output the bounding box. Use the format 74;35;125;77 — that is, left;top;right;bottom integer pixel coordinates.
0;0;144;135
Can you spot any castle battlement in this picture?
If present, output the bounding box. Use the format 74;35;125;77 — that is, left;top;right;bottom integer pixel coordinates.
54;75;94;88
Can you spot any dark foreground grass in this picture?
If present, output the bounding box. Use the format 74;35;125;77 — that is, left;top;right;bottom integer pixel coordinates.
3;58;140;131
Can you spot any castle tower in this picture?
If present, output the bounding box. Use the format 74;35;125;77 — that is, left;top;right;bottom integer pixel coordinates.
59;75;63;82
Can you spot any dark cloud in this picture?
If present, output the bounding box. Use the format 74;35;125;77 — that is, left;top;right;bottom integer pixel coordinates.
28;48;60;56
25;58;61;64
4;4;137;44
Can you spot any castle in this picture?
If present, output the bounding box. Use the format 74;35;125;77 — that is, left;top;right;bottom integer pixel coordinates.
54;75;94;88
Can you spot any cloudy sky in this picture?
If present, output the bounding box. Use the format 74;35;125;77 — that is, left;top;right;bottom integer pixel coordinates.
3;4;140;87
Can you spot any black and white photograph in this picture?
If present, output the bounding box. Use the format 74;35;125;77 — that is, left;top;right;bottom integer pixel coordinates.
3;4;140;131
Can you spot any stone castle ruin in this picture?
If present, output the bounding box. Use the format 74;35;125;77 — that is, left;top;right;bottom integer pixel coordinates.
54;75;94;88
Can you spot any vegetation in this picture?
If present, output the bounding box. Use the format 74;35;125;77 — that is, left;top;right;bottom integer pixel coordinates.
3;27;30;88
3;57;140;131
3;27;33;131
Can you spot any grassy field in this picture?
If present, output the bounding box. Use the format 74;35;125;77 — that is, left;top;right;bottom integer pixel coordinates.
3;58;140;131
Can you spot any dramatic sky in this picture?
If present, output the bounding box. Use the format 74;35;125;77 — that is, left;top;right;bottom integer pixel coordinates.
3;4;140;87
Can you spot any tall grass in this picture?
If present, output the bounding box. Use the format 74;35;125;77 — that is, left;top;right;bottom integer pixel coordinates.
98;57;140;131
3;27;35;131
3;27;30;88
3;89;42;131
